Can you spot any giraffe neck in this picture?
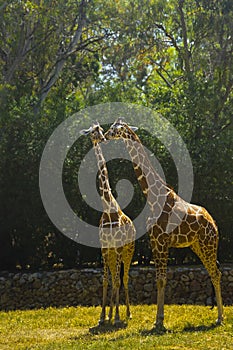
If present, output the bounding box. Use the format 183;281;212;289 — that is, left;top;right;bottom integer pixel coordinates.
123;133;170;214
94;143;120;213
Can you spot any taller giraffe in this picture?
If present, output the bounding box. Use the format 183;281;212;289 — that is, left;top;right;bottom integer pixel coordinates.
105;119;223;331
80;123;135;325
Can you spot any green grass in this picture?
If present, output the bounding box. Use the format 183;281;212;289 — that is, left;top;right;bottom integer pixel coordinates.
0;305;232;349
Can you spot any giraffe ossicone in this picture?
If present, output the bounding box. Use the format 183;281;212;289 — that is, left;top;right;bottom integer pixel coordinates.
105;119;223;330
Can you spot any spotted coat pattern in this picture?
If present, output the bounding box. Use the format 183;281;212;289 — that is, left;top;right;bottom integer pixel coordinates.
105;120;223;330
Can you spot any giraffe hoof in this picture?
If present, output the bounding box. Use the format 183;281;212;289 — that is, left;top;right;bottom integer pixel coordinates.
126;313;132;320
98;319;104;326
114;319;121;326
98;316;110;326
215;318;223;326
153;323;168;333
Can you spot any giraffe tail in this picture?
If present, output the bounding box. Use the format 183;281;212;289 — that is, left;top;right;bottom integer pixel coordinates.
210;260;221;310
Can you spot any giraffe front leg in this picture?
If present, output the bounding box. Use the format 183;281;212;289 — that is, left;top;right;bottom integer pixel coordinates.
191;242;224;325
207;263;223;325
155;277;167;331
124;287;131;319
108;268;118;322
153;249;168;332
113;259;122;324
114;287;121;325
214;282;224;325
113;266;121;325
148;224;169;331
99;262;109;325
123;264;132;319
108;286;115;322
99;279;108;325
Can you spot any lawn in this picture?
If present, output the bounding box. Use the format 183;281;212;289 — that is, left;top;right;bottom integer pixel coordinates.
0;305;232;350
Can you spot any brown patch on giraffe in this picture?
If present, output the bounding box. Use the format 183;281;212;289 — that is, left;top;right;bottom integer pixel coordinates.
167;191;175;203
110;212;121;223
186;213;198;225
157;231;169;245
100;185;111;202
158;211;169;223
129;147;138;158
176;234;188;246
162;192;175;214
190;220;199;231
180;221;191;234
101;212;117;226
147;171;159;187
133;164;149;193
114;231;123;241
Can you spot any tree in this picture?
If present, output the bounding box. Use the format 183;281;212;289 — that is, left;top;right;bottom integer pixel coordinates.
0;0;232;269
0;0;107;269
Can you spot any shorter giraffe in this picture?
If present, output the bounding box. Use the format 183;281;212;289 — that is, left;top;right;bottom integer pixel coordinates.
80;123;135;325
105;119;223;330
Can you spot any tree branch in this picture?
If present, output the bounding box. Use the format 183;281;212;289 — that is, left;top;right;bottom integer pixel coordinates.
148;56;173;88
155;23;180;53
37;0;88;108
4;15;38;83
178;0;192;74
213;120;233;138
155;69;173;88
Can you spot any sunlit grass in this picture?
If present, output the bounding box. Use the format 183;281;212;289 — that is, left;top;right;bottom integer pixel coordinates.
0;305;232;349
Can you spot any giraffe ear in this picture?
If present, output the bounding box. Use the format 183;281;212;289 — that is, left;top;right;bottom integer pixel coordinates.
129;126;138;132
80;127;92;135
92;121;100;127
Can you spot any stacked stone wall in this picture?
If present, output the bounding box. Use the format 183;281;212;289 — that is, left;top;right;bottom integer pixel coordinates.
0;266;232;310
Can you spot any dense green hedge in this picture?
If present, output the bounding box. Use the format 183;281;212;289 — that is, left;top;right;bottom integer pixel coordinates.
0;0;232;270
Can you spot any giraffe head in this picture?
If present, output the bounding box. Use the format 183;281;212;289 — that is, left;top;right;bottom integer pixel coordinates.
105;118;138;141
80;122;106;145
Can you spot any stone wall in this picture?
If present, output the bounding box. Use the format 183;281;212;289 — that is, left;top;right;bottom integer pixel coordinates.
0;266;232;311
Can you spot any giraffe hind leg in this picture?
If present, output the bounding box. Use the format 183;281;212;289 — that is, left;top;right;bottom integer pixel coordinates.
122;244;135;320
123;261;132;319
109;282;121;324
154;253;169;331
98;256;109;325
108;252;122;324
210;261;221;309
113;263;121;324
211;260;223;325
114;286;121;325
191;242;223;325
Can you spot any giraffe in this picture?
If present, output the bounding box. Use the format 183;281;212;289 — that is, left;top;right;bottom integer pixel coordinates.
80;123;135;325
105;119;223;331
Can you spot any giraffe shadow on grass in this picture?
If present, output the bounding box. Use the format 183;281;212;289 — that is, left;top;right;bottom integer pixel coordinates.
140;327;173;337
182;323;221;333
89;321;128;335
140;322;221;337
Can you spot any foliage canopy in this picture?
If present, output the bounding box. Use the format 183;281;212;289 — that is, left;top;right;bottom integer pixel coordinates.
0;0;232;269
